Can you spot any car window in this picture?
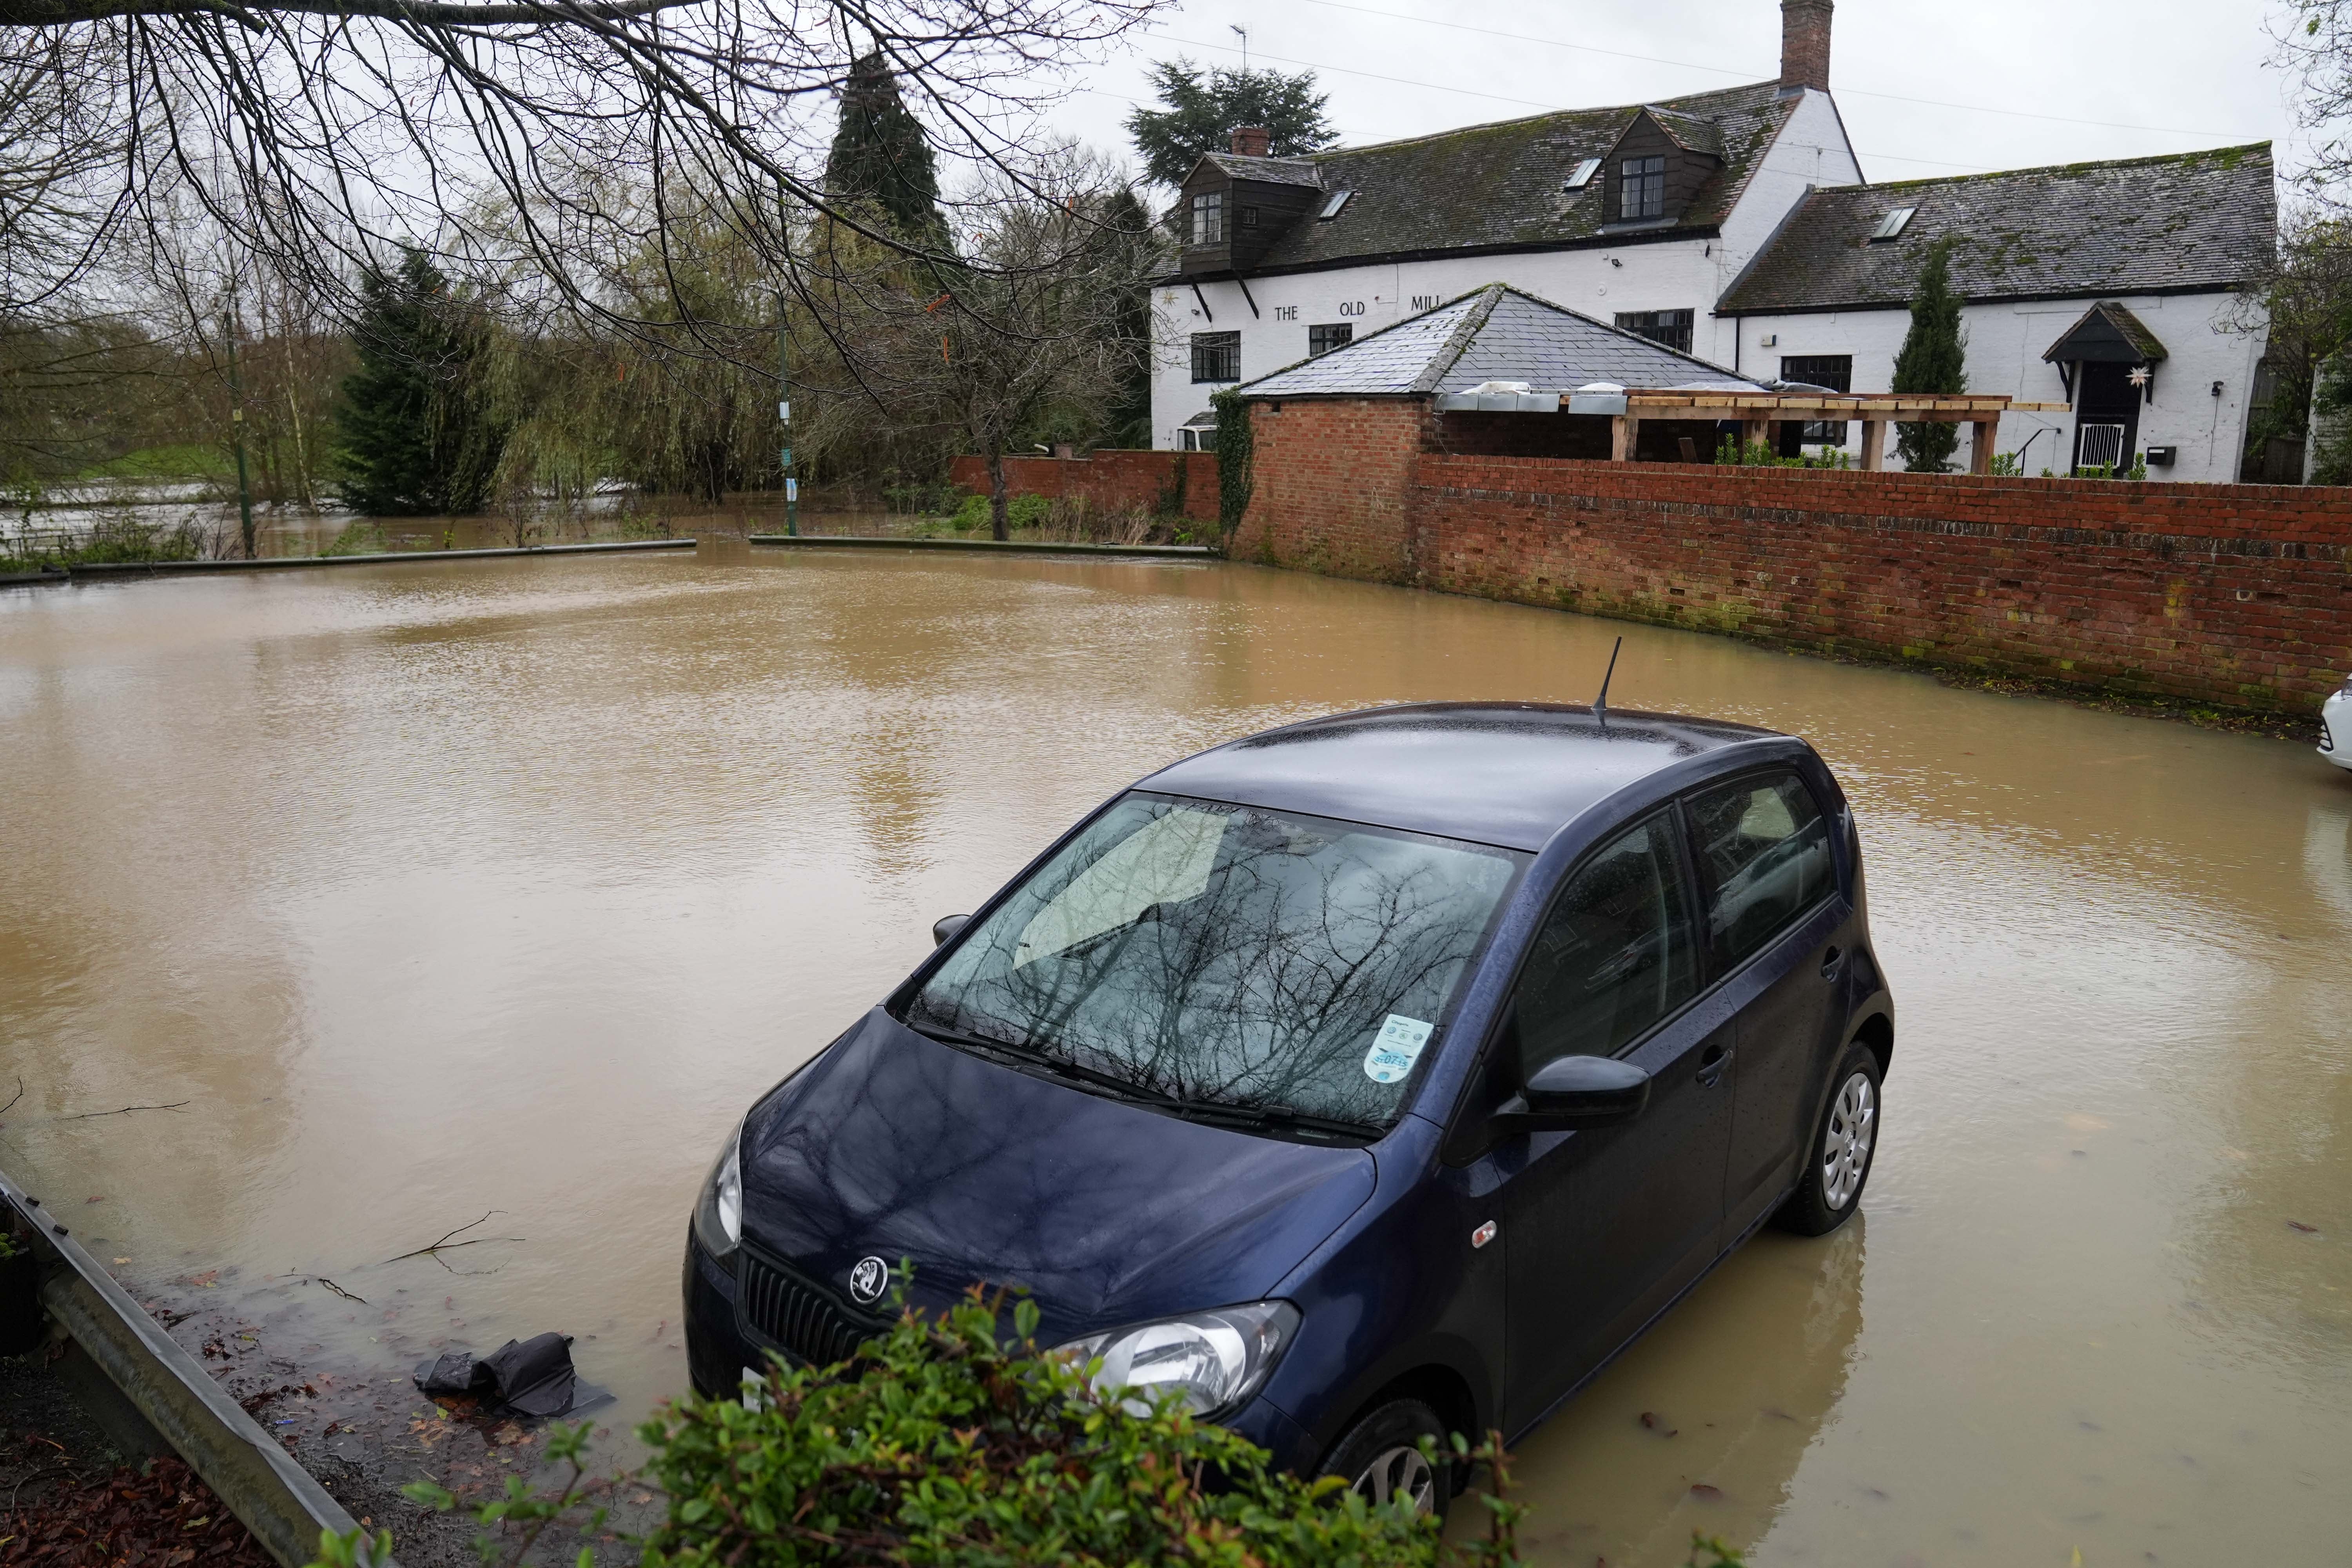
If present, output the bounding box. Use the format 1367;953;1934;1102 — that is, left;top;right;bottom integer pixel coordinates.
1685;771;1835;967
908;795;1524;1127
1512;813;1698;1078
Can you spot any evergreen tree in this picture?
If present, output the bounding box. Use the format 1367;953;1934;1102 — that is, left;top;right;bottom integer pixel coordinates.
825;52;949;245
1125;60;1336;190
334;249;505;515
1099;186;1155;449
1892;238;1967;472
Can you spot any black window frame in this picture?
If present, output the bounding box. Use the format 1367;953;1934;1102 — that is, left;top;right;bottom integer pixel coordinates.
1614;309;1694;355
1676;767;1839;975
1621;154;1666;221
1239;205;1260;229
1308;323;1353;358
1780;354;1854;446
1190;330;1241;384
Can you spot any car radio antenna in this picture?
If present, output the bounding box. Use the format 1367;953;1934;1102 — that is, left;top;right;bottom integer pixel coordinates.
1591;635;1623;723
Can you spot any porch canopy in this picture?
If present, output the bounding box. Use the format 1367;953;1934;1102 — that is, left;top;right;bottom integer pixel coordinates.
1234;283;2065;473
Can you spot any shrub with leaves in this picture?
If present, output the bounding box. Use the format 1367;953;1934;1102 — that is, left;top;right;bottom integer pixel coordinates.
637;1289;1439;1567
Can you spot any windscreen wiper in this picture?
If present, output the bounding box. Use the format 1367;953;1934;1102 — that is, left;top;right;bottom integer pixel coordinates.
904;1021;1182;1109
1168;1099;1382;1141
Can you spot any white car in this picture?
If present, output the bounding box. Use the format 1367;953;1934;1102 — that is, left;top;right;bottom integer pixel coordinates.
2326;679;2352;772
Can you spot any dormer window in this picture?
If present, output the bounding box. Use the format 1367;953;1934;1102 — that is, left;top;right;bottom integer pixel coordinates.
1190;191;1224;246
1621;156;1665;221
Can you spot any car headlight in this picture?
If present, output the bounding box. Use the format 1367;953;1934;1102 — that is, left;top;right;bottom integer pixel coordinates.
1054;1301;1299;1419
692;1118;744;1271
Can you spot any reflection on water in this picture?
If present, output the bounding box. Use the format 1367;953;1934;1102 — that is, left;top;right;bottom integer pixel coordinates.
2;546;2348;1564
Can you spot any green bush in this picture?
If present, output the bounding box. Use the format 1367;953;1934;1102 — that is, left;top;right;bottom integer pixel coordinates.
1212;388;1252;534
1712;436;1850;470
946;491;1049;534
312;1285;1753;1568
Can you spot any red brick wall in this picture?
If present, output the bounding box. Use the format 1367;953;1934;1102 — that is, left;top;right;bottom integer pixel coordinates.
1234;394;2352;711
1231;399;1432;581
1413;456;2352;712
947;450;1218;523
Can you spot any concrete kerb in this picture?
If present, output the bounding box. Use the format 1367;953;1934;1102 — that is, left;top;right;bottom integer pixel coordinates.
746;534;1218;559
64;537;698;580
0;1163;388;1568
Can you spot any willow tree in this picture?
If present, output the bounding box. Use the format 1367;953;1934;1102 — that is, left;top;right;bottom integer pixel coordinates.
859;147;1160;538
0;0;1163;350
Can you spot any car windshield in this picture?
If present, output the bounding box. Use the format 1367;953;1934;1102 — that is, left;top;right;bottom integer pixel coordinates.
902;794;1523;1129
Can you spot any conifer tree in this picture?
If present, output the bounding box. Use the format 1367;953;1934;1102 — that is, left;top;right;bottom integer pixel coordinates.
334;249;505;515
1125;60;1336;190
1892;238;1967;472
825;52;949;245
1098;185;1155;449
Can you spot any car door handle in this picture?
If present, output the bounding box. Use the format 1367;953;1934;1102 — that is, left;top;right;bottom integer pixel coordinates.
1696;1042;1731;1089
1821;946;1846;981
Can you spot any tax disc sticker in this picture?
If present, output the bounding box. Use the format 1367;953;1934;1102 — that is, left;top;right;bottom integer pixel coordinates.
1363;1014;1435;1084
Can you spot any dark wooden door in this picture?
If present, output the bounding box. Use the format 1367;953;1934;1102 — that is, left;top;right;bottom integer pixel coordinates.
2073;361;2141;473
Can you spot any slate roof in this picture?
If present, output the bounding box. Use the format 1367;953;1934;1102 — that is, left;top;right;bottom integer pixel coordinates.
1201;151;1324;189
1235;283;1766;399
2043;299;2169;363
1718;144;2275;313
1211;80;1796;273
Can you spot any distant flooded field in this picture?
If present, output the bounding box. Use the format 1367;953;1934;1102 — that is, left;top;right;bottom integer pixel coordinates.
1;544;2346;1565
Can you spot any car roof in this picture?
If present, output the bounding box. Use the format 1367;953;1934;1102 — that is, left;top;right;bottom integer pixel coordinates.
1137;702;1789;852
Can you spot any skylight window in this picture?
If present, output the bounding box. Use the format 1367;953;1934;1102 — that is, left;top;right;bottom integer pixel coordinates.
1317;189;1353;220
1562;158;1602;192
1870;206;1917;242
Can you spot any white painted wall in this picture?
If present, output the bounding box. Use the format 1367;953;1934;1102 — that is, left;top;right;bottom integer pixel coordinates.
1729;291;2269;482
1149;88;1861;449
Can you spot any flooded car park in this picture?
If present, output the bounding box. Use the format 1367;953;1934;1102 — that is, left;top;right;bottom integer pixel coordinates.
2;543;2347;1564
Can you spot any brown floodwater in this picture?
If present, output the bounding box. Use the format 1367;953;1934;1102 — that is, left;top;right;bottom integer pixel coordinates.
2;544;2347;1564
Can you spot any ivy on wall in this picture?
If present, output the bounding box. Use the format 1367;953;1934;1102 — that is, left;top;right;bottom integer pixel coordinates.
1213;388;1253;535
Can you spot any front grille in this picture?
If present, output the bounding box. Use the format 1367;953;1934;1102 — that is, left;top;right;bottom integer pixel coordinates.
737;1249;890;1367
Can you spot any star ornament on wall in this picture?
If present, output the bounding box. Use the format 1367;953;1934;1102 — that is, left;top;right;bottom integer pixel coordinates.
2128;365;2152;387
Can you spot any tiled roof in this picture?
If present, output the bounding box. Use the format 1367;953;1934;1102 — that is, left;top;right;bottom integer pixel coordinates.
1236;283;1766;399
1201;151;1325;189
1718;143;2275;312
1231;80;1796;271
2042;299;2169;362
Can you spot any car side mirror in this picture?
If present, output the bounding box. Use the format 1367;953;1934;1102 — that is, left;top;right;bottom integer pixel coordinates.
932;914;971;946
1499;1054;1650;1129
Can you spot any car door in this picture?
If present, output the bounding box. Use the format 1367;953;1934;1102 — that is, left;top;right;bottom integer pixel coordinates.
1682;770;1846;1236
1492;809;1734;1432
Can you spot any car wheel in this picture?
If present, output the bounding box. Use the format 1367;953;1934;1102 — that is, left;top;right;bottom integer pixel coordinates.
1319;1397;1450;1519
1773;1044;1882;1236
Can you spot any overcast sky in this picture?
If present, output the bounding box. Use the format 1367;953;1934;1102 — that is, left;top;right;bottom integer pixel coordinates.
1030;0;2312;192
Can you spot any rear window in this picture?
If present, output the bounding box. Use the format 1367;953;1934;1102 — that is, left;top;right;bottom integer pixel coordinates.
1684;771;1835;967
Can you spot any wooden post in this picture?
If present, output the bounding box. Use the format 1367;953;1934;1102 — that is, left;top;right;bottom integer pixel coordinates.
1970;419;1997;475
1742;417;1768;453
1611;415;1639;461
1858;419;1883;471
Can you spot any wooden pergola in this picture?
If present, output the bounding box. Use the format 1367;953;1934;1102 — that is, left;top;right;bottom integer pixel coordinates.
1609;392;2073;473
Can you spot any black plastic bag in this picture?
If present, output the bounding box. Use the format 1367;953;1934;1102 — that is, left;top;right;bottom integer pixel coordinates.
414;1331;579;1417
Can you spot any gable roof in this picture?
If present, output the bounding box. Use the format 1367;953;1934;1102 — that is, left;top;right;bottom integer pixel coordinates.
2043;300;2169;363
1199;151;1324;189
1200;80;1798;274
1234;283;1766;399
1718;143;2275;314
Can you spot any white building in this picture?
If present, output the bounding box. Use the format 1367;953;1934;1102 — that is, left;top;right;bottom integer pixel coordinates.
1152;0;2277;483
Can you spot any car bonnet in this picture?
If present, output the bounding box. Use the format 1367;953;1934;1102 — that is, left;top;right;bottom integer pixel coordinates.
737;1009;1379;1344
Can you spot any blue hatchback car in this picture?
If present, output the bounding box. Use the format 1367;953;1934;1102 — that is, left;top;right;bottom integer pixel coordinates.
683;702;1893;1514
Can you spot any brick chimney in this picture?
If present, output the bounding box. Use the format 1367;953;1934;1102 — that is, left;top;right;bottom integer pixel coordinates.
1780;0;1832;94
1230;125;1271;158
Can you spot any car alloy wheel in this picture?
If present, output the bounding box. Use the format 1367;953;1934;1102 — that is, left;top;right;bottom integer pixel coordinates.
1354;1443;1440;1515
1820;1070;1877;1211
